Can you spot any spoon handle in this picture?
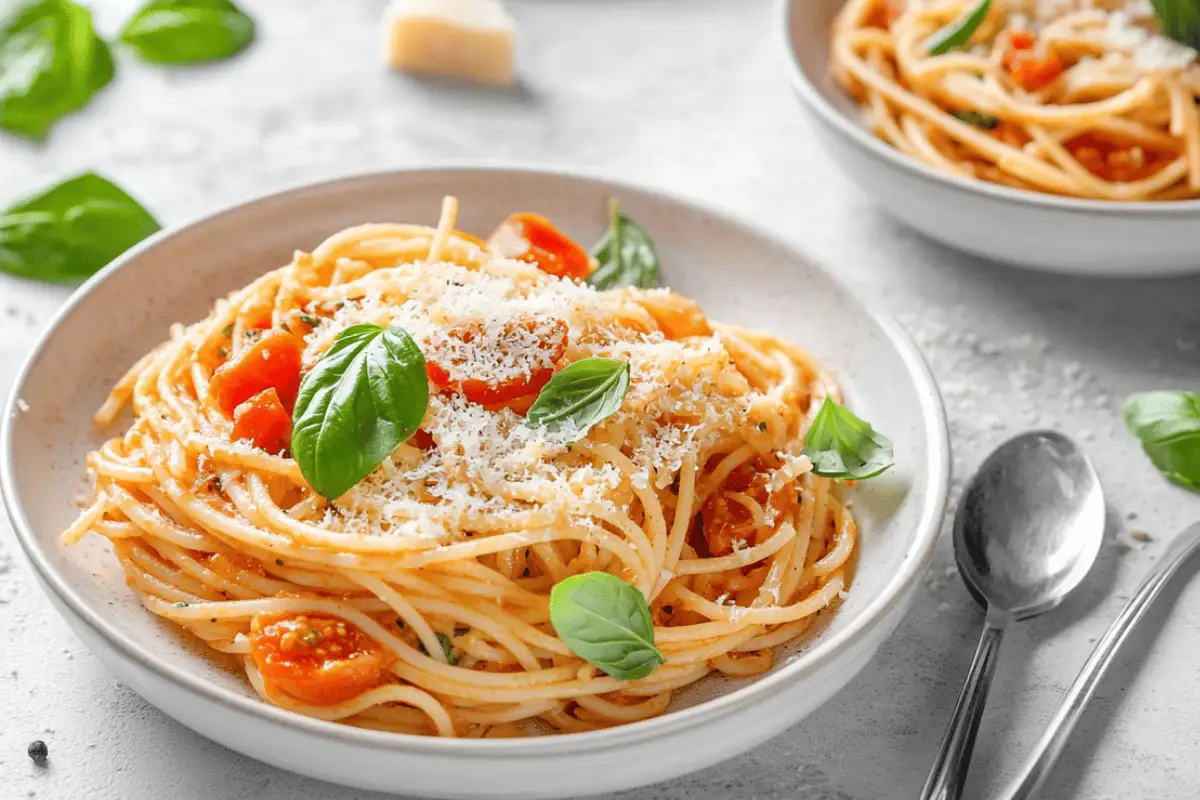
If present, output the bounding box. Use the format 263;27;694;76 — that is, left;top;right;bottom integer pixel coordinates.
919;612;1008;800
998;521;1200;800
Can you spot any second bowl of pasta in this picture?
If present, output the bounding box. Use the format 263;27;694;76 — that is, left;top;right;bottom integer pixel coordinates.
779;0;1200;275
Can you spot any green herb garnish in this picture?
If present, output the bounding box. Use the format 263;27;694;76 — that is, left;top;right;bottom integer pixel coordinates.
802;397;894;480
525;357;630;442
951;110;1000;129
0;173;160;282
300;627;322;647
419;633;459;665
0;0;114;140
549;572;664;680
291;323;429;499
926;0;992;55
1149;0;1200;49
587;201;661;290
120;0;255;65
1123;391;1200;493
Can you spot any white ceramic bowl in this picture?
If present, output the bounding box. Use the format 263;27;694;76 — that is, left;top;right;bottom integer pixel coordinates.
1;167;949;799
779;0;1200;276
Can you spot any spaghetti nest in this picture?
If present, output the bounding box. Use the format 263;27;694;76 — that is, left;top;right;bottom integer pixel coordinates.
832;0;1200;200
64;199;856;737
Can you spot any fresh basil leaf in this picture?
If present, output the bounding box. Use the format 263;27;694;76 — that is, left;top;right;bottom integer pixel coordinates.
802;396;894;480
525;357;630;441
549;572;664;680
120;0;255;64
1149;0;1200;49
0;0;114;140
587;203;661;290
952;109;999;129
0;172;160;282
292;323;429;500
926;0;991;55
1123;391;1200;493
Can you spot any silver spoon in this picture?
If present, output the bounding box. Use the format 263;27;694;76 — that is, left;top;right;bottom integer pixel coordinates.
997;519;1200;799
919;431;1106;800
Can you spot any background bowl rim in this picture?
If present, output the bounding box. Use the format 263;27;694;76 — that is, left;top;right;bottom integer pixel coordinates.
775;0;1200;217
1;163;950;757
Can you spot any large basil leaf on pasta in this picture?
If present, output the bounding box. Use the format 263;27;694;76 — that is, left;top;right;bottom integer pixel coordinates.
525;357;630;442
1123;391;1200;493
1149;0;1200;49
587;204;661;290
0;173;160;282
120;0;255;64
0;0;114;140
292;323;429;500
549;572;665;680
802;397;894;480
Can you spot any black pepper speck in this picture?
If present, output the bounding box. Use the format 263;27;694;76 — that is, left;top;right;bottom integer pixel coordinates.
27;740;48;766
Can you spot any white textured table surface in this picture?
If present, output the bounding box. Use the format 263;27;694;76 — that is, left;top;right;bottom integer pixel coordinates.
3;2;1200;798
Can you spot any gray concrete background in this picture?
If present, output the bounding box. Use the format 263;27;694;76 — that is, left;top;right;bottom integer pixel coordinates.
2;2;1199;798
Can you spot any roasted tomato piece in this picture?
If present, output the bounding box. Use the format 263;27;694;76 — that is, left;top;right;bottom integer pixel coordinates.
231;388;292;455
426;318;569;406
488;213;592;280
248;613;393;706
209;331;303;415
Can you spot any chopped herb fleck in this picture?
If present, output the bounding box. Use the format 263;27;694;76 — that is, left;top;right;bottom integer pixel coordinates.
521;567;531;577
453;626;470;637
299;314;319;327
757;421;767;432
951;110;999;129
217;347;229;359
300;627;322;647
663;604;674;614
274;558;283;566
221;325;233;337
173;601;189;608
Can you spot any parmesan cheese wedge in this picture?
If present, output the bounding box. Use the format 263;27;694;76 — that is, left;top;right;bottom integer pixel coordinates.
384;0;516;87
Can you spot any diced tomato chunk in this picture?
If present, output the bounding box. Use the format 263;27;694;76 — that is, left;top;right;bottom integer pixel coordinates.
209;331;303;416
1064;134;1175;183
488;213;592;280
426;319;569;407
1003;33;1063;92
231;388;292;455
697;458;797;558
248;613;393;706
863;0;901;29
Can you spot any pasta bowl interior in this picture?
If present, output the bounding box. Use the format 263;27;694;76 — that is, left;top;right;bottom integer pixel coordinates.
779;0;1200;276
2;167;948;799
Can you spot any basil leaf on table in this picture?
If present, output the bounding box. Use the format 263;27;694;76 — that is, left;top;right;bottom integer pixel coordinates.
292;323;430;500
587;203;661;290
0;0;114;140
0;173;160;282
549;572;665;680
1123;391;1200;493
1149;0;1200;49
926;0;992;55
802;397;894;480
525;357;630;442
121;0;255;64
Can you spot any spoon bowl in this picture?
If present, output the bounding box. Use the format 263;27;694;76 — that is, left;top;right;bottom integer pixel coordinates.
955;431;1106;619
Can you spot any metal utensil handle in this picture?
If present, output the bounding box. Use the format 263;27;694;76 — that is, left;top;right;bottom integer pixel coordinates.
999;521;1200;800
919;611;1009;800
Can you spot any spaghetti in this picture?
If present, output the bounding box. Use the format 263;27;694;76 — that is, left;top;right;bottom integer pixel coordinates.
63;198;856;737
832;0;1200;200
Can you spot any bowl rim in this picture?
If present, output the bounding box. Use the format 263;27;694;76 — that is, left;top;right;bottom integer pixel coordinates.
776;0;1200;217
0;163;950;757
